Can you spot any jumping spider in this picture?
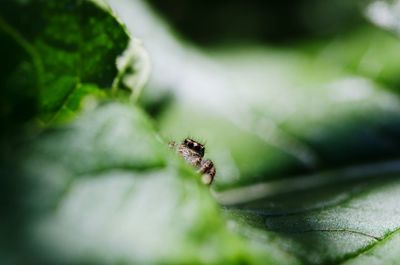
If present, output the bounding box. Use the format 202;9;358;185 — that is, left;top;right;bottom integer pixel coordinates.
169;138;216;185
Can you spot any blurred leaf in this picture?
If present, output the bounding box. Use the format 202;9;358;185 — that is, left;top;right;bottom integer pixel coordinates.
106;1;400;264
155;43;400;189
0;0;129;125
105;0;400;189
2;102;299;265
309;28;400;90
364;0;400;37
4;85;400;265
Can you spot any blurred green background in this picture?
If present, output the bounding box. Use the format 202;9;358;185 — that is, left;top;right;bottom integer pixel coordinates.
126;0;400;189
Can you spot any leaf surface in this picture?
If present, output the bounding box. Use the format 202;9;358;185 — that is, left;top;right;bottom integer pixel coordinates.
0;0;129;125
106;1;400;264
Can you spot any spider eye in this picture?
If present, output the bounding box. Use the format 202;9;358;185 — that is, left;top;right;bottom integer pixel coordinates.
183;139;204;154
187;141;194;148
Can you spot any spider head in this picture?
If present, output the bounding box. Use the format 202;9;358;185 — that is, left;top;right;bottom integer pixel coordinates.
183;138;205;157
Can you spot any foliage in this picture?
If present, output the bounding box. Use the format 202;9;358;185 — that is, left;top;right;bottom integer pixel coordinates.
2;0;400;265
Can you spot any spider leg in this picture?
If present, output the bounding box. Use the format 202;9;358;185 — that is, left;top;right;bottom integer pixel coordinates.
198;159;216;185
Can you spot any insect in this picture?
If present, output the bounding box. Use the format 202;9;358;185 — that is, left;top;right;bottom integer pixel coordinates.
169;138;216;185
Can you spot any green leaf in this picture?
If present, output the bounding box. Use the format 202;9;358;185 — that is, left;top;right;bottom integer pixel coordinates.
105;1;400;264
3;102;300;265
3;1;400;264
342;229;400;265
0;0;129;125
224;172;400;264
6;103;400;265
